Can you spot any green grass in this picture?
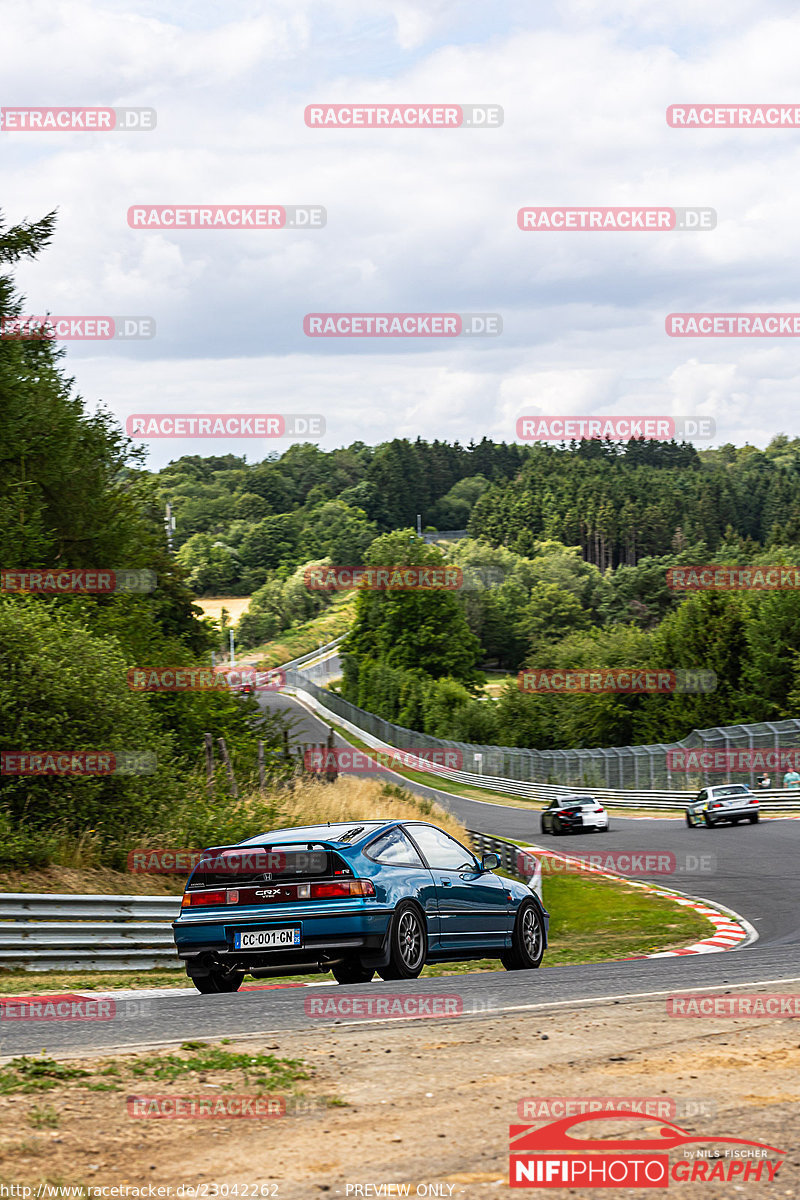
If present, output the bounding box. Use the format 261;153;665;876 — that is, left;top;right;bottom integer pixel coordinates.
27;1105;59;1128
0;1057;89;1093
0;969;187;993
251;595;356;669
0;1043;310;1095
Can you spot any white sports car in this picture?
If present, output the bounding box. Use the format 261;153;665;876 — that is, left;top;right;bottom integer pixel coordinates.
540;795;610;835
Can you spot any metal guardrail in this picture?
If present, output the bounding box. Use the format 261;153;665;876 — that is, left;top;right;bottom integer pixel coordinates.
282;670;800;793
0;839;540;971
284;677;800;812
468;830;542;898
279;635;346;673
0;894;182;972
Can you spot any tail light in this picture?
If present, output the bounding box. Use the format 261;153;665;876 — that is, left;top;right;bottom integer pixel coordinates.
181;880;376;907
182;890;226;907
748;797;759;805
310;880;375;899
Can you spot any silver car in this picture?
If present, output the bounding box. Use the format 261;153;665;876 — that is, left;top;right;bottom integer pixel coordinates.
685;783;759;828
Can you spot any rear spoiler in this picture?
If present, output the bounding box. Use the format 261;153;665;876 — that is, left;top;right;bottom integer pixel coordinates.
186;841;350;886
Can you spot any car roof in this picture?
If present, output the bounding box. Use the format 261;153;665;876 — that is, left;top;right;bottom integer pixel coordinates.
237;820;396;847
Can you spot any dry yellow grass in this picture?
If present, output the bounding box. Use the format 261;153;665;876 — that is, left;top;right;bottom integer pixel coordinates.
275;774;468;843
194;596;252;626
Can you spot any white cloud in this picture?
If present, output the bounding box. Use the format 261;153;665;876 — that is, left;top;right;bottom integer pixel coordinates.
4;1;800;463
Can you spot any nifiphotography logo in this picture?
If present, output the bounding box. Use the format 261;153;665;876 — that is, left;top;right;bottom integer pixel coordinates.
508;1110;785;1187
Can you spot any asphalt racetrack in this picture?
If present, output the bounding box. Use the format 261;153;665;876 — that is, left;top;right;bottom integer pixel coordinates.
3;688;797;1057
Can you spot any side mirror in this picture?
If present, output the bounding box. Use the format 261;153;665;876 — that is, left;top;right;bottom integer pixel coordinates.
481;852;500;872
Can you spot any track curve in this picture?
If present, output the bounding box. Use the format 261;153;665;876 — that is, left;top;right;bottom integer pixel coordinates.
6;690;796;1058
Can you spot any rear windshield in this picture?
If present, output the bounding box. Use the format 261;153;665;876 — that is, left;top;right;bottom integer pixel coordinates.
188;846;349;888
713;785;750;797
561;798;595;807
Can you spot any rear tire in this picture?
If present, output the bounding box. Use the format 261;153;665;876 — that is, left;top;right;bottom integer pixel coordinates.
703;813;714;828
749;813;759;824
501;902;545;971
553;818;564;836
377;902;427;980
189;967;245;994
331;957;375;985
685;812;694;828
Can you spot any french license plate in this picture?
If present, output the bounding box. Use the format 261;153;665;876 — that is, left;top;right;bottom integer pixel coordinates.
233;927;301;950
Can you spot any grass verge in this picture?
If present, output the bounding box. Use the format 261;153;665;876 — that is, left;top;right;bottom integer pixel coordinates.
251;595;356;670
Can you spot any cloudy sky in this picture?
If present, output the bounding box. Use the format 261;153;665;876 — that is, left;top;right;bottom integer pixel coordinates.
3;0;800;468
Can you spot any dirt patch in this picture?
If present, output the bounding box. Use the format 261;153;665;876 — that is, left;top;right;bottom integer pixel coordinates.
0;993;796;1197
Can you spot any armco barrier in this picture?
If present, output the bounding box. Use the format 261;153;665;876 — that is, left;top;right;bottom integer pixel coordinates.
0;894;182;972
277;634;346;672
0;833;538;971
468;830;542;898
283;673;800;812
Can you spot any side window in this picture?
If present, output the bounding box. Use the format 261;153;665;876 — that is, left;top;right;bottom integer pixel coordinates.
697;791;707;803
366;827;424;867
406;824;478;871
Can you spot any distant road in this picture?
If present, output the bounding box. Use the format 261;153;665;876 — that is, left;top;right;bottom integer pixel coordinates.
262;688;800;951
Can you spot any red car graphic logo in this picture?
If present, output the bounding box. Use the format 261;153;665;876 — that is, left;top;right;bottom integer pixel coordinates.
510;1111;785;1155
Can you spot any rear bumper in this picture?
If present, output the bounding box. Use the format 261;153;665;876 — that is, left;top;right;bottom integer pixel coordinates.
706;805;758;821
172;902;393;968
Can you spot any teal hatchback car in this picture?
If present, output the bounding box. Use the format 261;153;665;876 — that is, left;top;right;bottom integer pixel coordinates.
173;820;548;993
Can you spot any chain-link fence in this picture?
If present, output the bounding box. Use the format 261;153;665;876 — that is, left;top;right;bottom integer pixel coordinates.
284;667;800;793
